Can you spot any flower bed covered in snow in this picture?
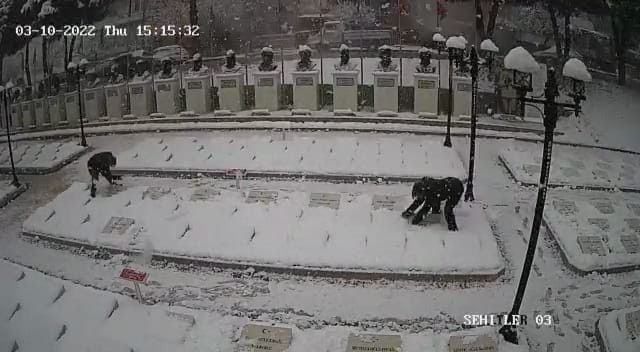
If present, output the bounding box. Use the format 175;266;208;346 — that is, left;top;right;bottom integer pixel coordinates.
596;306;640;352
0;141;88;174
23;182;503;279
0;260;193;352
113;133;467;181
500;143;640;191
543;191;640;273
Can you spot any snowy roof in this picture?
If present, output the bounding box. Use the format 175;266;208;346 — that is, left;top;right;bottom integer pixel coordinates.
418;47;429;53
480;39;499;53
504;46;539;73
432;33;445;42
445;36;465;49
298;45;312;53
261;47;274;53
226;49;235;57
379;44;392;51
562;58;591;82
340;44;349;52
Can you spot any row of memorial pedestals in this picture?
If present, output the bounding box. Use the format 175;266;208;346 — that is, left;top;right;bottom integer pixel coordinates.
6;71;472;130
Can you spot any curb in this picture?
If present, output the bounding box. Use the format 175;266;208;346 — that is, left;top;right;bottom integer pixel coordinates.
0;183;28;208
21;230;504;282
0;146;92;175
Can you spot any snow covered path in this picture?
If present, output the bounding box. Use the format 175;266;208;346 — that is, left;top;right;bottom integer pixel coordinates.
114;133;467;180
0;140;87;174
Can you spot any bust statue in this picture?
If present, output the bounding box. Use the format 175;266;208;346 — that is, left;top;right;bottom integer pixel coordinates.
296;45;316;71
416;47;436;73
376;45;397;72
335;44;357;71
258;47;278;71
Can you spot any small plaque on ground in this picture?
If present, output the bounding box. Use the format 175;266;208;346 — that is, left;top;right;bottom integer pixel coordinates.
102;217;135;235
577;236;607;256
590;199;615;215
625;218;640;234
221;79;237;88
246;190;278;204
142;186;171;200
238;324;292;352
190;188;221;202
552;200;578;216
372;195;404;211
309;192;341;209
567;159;586;169
620;235;640;254
346;333;402;352
625;310;640;340
627;203;640;217
376;78;395;87
258;78;274;87
593;169;609;179
448;334;497;352
523;164;540;176
560;167;580;178
588;218;610;232
412;213;443;226
295;77;314;86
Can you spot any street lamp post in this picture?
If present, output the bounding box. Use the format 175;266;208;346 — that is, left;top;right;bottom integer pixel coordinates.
1;87;21;187
70;61;88;147
498;48;590;344
432;33;446;116
443;36;466;148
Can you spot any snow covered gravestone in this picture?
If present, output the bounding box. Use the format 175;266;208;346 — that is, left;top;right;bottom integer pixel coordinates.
625;310;640;340
448;334;497;352
576;236;607;256
246;190;278;204
102;217;135;235
346;333;402;352
372;195;404;211
309;192;341;209
238;324;292;352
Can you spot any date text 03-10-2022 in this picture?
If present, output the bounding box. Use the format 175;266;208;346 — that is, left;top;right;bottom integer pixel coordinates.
14;24;200;37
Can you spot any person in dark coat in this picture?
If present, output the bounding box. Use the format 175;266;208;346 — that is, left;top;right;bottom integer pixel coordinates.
401;176;464;231
87;151;120;197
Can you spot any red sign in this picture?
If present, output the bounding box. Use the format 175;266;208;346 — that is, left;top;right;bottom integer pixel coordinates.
226;168;247;176
119;268;148;283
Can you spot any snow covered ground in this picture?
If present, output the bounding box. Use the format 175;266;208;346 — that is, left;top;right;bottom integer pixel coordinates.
500;141;640;190
113;133;467;181
0;180;27;208
596;306;640;352
0;141;87;174
23;181;503;277
543;190;640;273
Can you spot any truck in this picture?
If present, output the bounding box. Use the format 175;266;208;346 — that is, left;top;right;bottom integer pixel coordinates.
297;15;393;49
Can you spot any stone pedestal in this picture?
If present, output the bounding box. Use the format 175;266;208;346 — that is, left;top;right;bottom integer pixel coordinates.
33;98;50;127
83;86;106;122
253;71;281;111
414;73;439;116
10;103;22;130
216;72;245;112
453;76;472;119
128;81;154;118
64;92;80;126
332;70;358;112
373;71;399;112
292;70;319;111
105;83;126;120
184;75;212;114
47;95;65;127
154;77;180;115
21;101;35;128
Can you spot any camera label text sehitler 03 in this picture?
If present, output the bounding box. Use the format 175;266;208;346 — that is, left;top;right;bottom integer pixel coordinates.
463;314;552;327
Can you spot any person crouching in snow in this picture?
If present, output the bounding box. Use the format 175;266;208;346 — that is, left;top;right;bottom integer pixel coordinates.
401;176;463;231
88;151;121;197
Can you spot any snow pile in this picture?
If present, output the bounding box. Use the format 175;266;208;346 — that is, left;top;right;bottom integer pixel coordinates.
562;58;591;82
480;39;499;53
23;182;503;276
499;143;640;190
0;141;86;173
0;260;193;352
432;33;446;43
114;134;467;180
597;306;640;352
504;47;539;73
445;36;466;50
543;190;640;272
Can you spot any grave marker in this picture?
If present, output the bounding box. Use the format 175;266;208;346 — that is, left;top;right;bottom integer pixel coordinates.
238;324;292;352
593;169;609;180
102;217;135;235
372;195;404;211
309;192;341;209
142;186;171;200
620;235;640;254
625;310;640;340
560;167;580;178
588;218;610;232
590;200;615;215
346;333;402;352
448;334;497;352
577;236;607;256
627;203;640;217
624;218;640;234
523;164;540;176
567;159;585;169
552;199;578;216
246;190;278;204
190;188;221;201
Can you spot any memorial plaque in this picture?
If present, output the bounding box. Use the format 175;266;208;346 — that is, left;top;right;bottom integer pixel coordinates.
448;334;497;352
376;78;395;87
246;190;278;204
590;200;615;215
625;310;640;340
22;104;30;112
187;81;202;90
85;92;95;100
588;218;610;232
627;203;640;217
102;216;135;235
190;188;221;201
35;101;42;108
414;213;443;226
624;218;640;234
107;89;118;97
417;80;436;89
295;77;314;86
620;235;640;254
336;77;355;87
567;159;585;169
309;192;341;209
258;78;274;87
457;83;472;92
221;79;237;88
372;195;404;211
50;99;58;106
142;186;171;200
577;236;607;256
596;162;611;170
552;199;578;216
560;167;580;178
157;84;171;92
131;86;144;95
593;169;609;179
523;164;540;176
238;324;292;352
346;333;402;352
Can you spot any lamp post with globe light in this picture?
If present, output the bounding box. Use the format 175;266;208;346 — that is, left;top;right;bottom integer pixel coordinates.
498;47;590;344
432;32;446;114
1;85;20;187
443;36;466;147
68;61;88;147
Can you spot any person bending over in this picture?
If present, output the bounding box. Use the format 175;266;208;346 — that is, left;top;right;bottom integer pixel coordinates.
87;151;121;197
402;176;464;231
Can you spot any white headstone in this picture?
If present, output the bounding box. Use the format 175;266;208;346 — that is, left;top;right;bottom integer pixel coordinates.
620;235;640;254
552;200;578;216
448;334;497;352
372;195;404;211
142;186;171;200
587;218;610;232
246;190;278;204
238;324;292;352
309;192;341;209
190;188;221;201
102;217;135;235
576;236;607;256
346;333;402;352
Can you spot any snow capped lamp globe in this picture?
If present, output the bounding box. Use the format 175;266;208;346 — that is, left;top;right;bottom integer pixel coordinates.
504;46;539;97
562;58;591;115
479;39;499;71
432;32;446;53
